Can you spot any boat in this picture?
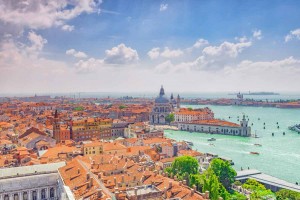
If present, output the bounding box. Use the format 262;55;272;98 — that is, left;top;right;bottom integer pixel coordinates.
288;124;300;133
209;143;215;146
183;140;194;146
207;138;216;141
250;152;260;155
254;144;262;147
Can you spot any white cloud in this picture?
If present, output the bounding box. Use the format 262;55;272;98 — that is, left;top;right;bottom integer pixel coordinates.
253;29;262;40
285;28;300;42
104;43;139;64
75;58;103;73
160;47;183;58
66;49;88;58
147;47;160;59
160;4;168;11
26;31;47;54
0;0;101;30
193;38;209;49
61;24;74;32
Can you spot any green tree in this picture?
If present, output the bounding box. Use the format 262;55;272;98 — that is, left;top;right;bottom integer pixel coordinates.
171;156;199;177
242;179;275;200
165;113;175;124
203;169;220;200
210;158;237;190
188;107;193;111
276;189;300;200
119;105;127;109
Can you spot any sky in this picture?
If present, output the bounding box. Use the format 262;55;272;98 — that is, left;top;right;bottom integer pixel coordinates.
1;0;300;94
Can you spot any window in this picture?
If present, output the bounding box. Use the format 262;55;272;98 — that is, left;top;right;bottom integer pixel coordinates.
32;191;37;200
50;188;55;198
23;192;28;200
41;189;46;199
14;194;19;200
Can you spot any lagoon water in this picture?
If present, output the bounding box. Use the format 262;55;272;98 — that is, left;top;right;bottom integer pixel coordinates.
164;105;300;183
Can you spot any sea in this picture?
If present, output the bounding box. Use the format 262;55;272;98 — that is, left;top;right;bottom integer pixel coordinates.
165;104;300;184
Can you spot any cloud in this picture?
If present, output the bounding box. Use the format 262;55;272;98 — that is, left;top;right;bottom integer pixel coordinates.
192;38;209;49
66;49;88;58
147;47;160;59
26;31;48;54
61;24;74;32
252;29;262;40
285;28;300;42
104;43;139;64
0;0;101;30
160;4;168;11
160;47;183;58
75;58;103;73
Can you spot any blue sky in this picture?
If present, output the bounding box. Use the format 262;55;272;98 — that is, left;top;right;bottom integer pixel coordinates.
1;0;300;94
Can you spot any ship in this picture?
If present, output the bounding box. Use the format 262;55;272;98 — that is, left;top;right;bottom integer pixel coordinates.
288;124;300;133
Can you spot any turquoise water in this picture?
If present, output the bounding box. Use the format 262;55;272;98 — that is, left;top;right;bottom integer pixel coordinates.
165;105;300;183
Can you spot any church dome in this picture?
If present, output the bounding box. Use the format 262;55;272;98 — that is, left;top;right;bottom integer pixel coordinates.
155;86;170;103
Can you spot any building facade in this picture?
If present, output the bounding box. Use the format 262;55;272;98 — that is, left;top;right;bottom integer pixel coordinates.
0;162;66;200
174;107;214;123
178;115;251;137
150;86;180;125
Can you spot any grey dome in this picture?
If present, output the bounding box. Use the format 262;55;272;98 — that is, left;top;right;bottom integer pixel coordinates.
155;86;170;103
155;95;169;103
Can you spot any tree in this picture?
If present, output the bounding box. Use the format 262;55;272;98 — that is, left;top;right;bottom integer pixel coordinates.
203;169;220;200
165;113;175;124
171;156;199;177
188;107;193;111
276;189;300;200
210;158;237;190
242;179;275;200
119;105;127;109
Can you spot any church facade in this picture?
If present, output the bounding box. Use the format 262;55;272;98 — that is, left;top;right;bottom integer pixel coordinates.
150;86;180;125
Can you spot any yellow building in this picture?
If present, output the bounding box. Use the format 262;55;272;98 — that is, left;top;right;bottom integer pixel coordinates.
83;141;104;156
72;118;113;142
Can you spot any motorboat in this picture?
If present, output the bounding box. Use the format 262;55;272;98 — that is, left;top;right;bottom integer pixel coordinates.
254;144;262;147
250;152;260;155
207;138;216;141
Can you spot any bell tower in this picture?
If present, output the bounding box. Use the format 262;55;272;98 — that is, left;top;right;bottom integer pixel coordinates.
177;94;180;108
53;110;60;142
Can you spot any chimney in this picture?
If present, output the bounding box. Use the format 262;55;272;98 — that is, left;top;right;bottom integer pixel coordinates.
88;178;93;188
133;175;136;181
174;175;177;181
205;191;210;199
77;168;80;174
219;197;223;200
122;175;125;183
179;181;182;186
154;170;157;176
164;187;167;198
134;187;138;197
169;181;172;189
97;189;102;198
86;173;90;181
191;189;194;196
114;177;117;185
183;180;187;185
193;185;197;191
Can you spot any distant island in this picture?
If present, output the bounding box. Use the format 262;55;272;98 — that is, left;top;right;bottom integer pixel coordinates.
229;92;280;95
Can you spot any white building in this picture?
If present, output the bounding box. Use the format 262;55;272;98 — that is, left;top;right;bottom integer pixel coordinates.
0;162;69;200
178;115;251;137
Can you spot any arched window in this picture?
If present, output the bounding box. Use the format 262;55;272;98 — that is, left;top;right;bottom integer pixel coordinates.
14;194;19;200
4;195;9;200
32;191;37;200
23;192;28;200
41;189;46;199
50;188;55;198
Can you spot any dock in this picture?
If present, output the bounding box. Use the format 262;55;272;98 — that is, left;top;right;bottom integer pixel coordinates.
235;169;300;192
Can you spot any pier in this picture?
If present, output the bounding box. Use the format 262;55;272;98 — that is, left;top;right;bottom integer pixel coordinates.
235;169;300;193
